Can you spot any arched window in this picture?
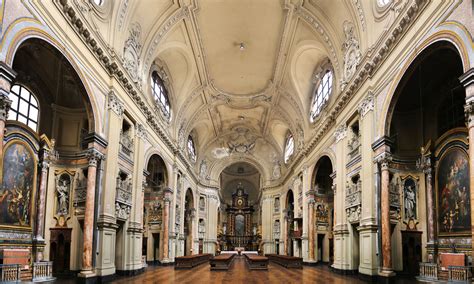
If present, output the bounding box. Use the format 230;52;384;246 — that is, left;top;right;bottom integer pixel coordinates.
284;133;294;164
8;85;39;131
187;135;196;162
151;71;170;119
310;70;333;122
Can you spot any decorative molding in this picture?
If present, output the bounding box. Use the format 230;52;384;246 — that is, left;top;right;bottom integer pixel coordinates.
358;92;374;117
117;0;129;30
334;124;347;143
123;21;142;83
108;91;124;117
352;0;366;30
136;123;148;139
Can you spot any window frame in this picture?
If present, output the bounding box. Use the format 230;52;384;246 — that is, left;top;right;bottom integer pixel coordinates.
284;132;294;164
8;84;40;132
151;71;171;120
310;69;333;122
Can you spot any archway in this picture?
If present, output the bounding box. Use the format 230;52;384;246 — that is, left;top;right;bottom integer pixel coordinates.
386;41;467;275
311;156;334;264
218;162;261;251
143;154;168;263
6;38;96;272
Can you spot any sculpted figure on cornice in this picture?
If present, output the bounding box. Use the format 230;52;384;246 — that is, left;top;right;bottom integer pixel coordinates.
340;21;362;89
123;22;142;83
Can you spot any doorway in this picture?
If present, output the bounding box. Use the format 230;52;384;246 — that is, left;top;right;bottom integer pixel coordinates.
317;234;325;262
153;233;160;263
401;231;422;276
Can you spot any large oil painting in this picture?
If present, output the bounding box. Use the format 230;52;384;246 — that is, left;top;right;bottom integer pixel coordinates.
0;142;36;227
437;148;470;235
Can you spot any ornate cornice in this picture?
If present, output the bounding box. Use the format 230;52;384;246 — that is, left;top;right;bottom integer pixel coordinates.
108;91;124;117
334;123;347;143
358;92;374;117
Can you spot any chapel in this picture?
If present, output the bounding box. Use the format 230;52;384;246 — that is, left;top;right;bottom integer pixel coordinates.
0;0;473;283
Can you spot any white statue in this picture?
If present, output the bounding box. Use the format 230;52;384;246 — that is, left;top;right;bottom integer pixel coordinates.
404;184;416;219
56;176;69;215
199;159;207;179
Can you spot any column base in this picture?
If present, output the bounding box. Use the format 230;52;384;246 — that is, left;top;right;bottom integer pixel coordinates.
77;270;97;284
303;260;318;266
378;269;395;277
160;258;173;264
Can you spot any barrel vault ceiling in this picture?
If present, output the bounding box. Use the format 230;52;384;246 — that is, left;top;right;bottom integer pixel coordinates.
74;0;405;185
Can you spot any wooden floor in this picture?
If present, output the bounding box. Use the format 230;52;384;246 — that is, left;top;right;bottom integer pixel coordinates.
104;257;418;284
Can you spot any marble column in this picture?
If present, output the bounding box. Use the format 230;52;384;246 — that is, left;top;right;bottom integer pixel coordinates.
33;155;50;261
80;149;104;277
379;153;394;277
162;188;173;261
306;190;316;262
460;68;474;261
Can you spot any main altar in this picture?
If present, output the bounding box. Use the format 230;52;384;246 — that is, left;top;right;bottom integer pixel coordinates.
219;184;260;251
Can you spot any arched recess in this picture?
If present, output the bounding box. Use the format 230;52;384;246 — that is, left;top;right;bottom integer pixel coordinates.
5;28;99;133
380;32;471;137
184;188;195;256
382;39;468;273
209;156;268;184
143;154;168;263
311;155;334;264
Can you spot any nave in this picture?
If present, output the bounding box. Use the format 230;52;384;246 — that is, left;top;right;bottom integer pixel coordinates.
55;257;417;284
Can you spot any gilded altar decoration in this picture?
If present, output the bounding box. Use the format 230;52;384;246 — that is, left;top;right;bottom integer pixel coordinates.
0;141;36;227
437;148;470;235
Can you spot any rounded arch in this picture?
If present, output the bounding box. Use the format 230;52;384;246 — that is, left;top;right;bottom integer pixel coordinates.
380;32;471;137
210;156;268;183
311;155;334;194
4;26;99;133
145;153;169;189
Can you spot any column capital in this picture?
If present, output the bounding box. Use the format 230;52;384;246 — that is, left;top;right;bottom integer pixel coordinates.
0;62;17;95
376;152;392;170
39;160;50;171
136;123;148;139
107;91;124;117
334;123;347;143
465;99;474;128
87;148;104;167
0;94;12;121
358;91;374;117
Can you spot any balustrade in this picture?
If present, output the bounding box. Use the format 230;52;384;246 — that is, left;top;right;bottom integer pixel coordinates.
419;262;438;281
32;261;54;282
448;265;472;282
0;264;20;282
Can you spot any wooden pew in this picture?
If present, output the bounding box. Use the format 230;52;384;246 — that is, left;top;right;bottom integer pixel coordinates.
266;254;303;269
209;253;236;270
244;253;269;270
175;254;212;269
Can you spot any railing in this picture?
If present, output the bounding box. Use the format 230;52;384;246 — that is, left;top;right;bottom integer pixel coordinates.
32;261;54;282
448;265;472;282
419;262;438;281
0;264;21;282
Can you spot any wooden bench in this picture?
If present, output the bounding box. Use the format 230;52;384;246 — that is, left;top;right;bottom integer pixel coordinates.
266;254;303;269
244;254;268;270
209;253;236;270
175;254;212;269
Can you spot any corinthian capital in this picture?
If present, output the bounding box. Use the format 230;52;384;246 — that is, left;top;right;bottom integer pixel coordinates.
108;91;124;117
0;95;12;121
87;148;105;167
465;100;474;128
376;152;392;170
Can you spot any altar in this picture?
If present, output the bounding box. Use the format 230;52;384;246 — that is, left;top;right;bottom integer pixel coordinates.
220;184;260;251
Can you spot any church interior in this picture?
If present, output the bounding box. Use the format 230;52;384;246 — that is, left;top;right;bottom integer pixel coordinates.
0;0;473;283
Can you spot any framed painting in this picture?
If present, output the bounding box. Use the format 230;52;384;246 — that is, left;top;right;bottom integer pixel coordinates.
436;147;470;236
0;140;37;229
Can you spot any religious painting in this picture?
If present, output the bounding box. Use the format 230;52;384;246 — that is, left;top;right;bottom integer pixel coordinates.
235;215;245;236
0;141;36;227
403;178;417;220
437;148;470;235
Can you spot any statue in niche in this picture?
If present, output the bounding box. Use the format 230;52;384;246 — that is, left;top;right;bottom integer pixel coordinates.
198;219;205;233
272;160;281;180
403;178;417;220
199;197;205;210
56;174;70;215
274;198;280;213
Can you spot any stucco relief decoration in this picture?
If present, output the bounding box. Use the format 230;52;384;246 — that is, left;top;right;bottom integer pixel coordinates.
340;21;362;89
123;22;142;83
115;174;133;221
199;159;209;180
227;127;257;155
345;176;362;224
270;152;281;180
358;92;374;117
